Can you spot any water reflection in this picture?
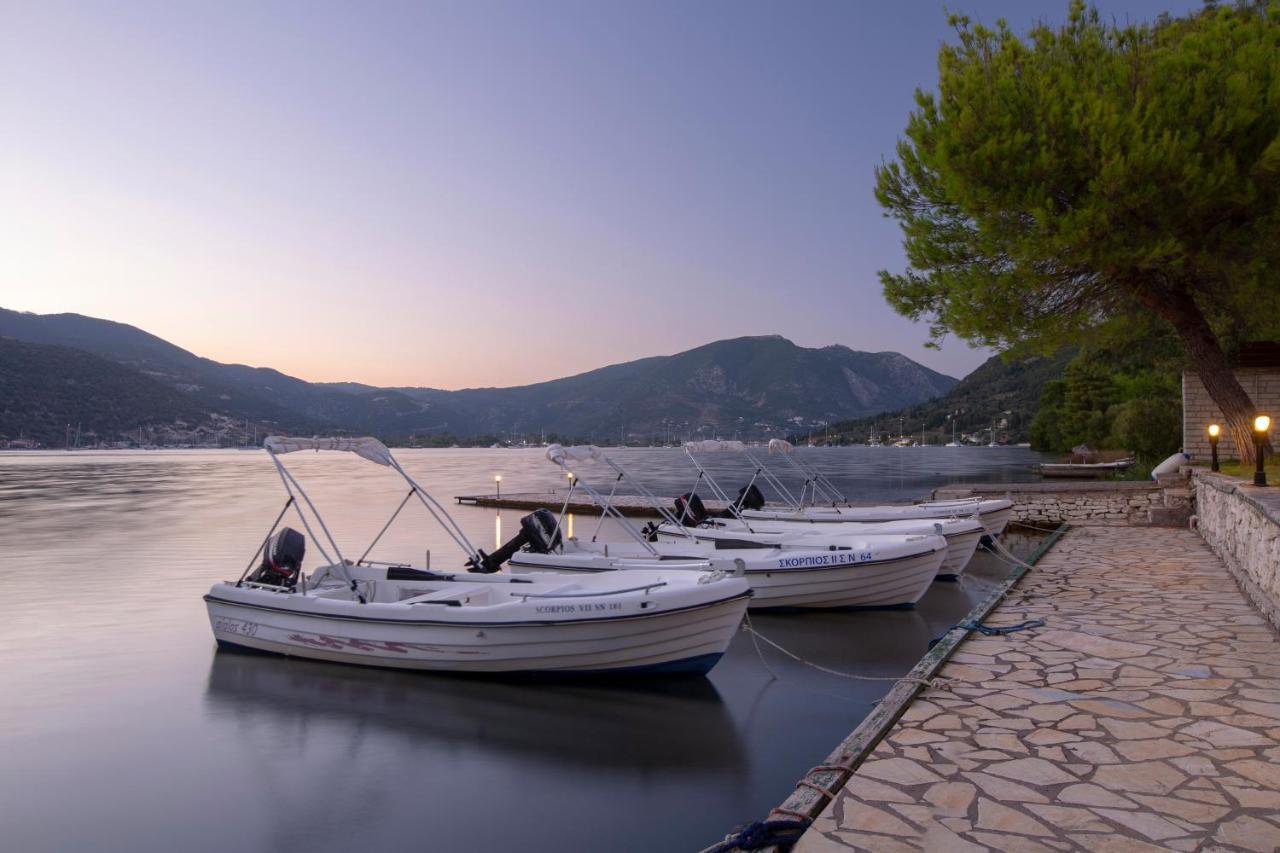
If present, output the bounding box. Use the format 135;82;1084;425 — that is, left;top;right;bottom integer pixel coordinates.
204;649;746;774
0;448;1047;853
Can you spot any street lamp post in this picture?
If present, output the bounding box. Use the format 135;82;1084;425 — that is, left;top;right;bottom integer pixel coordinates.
494;474;502;499
1254;415;1271;487
1208;424;1221;473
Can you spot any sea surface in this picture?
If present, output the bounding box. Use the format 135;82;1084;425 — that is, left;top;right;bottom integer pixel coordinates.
0;446;1048;853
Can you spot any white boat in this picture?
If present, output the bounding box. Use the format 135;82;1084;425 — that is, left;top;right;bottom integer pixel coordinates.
683;438;1014;538
511;535;945;609
502;445;946;609
1037;457;1135;478
204;436;751;675
655;515;983;580
741;500;1014;538
656;439;982;576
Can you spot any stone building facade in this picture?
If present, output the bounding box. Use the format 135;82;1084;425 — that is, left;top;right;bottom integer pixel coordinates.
1182;343;1280;461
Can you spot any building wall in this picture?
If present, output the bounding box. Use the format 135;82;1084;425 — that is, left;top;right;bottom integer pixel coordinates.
1182;369;1280;461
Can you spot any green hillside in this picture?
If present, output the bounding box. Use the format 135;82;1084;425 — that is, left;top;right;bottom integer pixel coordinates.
0;338;214;446
814;350;1074;445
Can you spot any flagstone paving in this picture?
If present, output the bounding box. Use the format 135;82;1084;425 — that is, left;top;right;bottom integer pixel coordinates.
794;526;1280;852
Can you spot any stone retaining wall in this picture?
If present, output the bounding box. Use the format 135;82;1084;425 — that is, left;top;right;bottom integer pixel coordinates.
1192;472;1280;632
932;481;1168;525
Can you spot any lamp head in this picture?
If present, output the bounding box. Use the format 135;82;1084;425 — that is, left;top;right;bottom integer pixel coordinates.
1256;415;1272;434
494;474;502;482
1208;424;1220;438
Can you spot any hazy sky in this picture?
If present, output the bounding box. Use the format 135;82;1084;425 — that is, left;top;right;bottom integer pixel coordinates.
3;0;1198;389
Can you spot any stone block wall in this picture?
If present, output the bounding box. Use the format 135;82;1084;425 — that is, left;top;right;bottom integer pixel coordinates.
1192;472;1280;632
1183;368;1280;460
931;482;1166;525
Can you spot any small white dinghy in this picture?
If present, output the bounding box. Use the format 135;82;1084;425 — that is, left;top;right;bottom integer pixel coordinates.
504;445;946;609
655;439;984;578
204;437;751;675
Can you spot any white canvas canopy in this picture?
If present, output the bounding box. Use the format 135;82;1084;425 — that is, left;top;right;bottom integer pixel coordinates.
767;439;794;455
263;436;394;467
545;444;603;465
684;439;745;453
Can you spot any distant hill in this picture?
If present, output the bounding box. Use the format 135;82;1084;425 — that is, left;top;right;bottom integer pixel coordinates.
0;308;958;443
352;335;959;440
0;338;215;445
818;349;1074;444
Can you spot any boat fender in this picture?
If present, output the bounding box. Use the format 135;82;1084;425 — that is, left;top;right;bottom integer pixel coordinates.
1150;451;1190;480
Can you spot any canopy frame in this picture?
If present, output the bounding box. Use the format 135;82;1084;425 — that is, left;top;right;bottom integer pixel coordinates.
260;436;484;597
542;444;714;551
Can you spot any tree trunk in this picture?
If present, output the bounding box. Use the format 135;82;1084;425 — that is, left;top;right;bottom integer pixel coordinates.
1140;286;1264;464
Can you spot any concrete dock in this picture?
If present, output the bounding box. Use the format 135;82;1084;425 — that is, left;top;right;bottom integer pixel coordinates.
454;490;728;517
787;525;1280;851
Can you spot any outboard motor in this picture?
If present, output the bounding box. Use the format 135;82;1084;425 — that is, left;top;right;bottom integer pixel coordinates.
731;483;765;513
672;492;710;527
247;527;306;588
467;508;562;574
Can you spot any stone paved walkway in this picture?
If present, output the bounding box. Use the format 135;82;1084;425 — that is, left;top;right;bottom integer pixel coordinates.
795;527;1280;853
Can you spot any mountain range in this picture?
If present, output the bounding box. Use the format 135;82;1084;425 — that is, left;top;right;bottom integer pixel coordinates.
0;307;958;446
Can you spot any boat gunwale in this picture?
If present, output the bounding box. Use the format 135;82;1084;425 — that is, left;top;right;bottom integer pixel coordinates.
203;587;752;628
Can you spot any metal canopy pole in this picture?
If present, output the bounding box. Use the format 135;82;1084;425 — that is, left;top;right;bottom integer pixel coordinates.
388;459;483;565
358;488;415;564
236;496;295;586
682;447;755;532
597;454;697;540
548;459;658;555
268;453;342;570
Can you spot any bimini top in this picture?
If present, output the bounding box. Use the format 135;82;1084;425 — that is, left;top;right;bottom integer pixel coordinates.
684;439;745;453
263;435;394;467
546;443;603;465
767;438;794;455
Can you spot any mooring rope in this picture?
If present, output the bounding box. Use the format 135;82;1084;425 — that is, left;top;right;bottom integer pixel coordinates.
698;818;811;853
740;615;952;690
980;537;1039;571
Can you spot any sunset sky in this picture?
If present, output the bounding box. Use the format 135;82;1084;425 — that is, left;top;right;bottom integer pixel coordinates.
3;0;1197;389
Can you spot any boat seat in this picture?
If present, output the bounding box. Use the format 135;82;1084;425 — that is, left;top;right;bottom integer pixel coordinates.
401;585;489;606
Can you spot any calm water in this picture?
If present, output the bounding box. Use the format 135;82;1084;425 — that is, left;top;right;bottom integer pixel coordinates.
0;446;1046;853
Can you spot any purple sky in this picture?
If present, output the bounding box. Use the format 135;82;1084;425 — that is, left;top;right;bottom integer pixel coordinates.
3;0;1199;388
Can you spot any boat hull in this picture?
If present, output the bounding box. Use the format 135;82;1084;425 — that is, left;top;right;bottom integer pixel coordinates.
205;587;749;675
511;546;944;610
740;499;1014;538
654;521;983;579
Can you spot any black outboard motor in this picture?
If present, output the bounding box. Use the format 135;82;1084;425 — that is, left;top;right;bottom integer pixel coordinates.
467;508;562;574
672;492;710;527
732;483;765;513
247;527;306;588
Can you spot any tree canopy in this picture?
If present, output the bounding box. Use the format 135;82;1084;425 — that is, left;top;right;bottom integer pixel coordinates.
876;0;1280;460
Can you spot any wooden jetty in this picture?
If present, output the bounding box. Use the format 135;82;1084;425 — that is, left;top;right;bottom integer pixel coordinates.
453;491;729;517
